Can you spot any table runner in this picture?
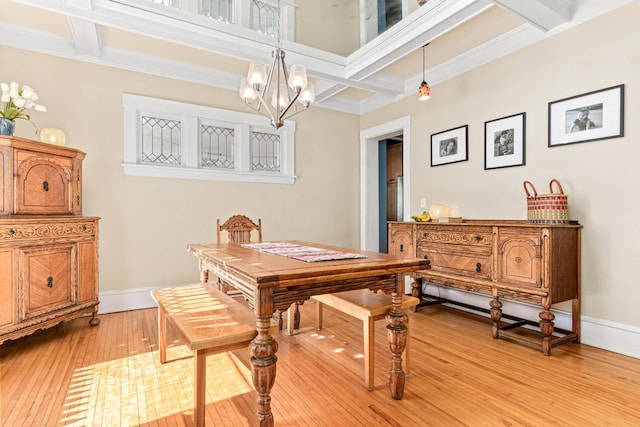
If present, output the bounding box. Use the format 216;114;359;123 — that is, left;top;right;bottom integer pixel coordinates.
242;242;367;263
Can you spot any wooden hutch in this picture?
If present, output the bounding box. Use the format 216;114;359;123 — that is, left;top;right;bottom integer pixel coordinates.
388;219;581;355
0;136;99;345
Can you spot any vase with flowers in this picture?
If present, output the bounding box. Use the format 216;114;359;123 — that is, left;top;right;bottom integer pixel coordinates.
1;82;47;136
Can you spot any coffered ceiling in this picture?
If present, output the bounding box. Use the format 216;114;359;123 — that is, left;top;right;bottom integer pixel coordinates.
0;0;632;114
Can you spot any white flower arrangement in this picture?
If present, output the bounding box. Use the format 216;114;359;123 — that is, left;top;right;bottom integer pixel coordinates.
1;82;47;129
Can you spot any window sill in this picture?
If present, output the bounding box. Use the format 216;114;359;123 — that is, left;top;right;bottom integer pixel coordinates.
121;163;296;184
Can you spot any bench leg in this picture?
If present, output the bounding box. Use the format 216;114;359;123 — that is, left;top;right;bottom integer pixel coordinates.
315;301;324;330
158;308;167;364
194;349;206;427
287;303;296;336
364;317;375;391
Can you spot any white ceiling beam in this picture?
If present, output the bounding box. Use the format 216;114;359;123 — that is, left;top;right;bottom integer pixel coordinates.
68;17;103;57
493;0;573;31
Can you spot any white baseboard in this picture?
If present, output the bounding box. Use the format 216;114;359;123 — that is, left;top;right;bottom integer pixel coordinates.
422;285;640;359
97;284;639;359
98;285;171;314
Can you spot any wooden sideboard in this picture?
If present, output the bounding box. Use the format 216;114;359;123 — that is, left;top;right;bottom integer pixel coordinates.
388;220;582;355
0;136;99;345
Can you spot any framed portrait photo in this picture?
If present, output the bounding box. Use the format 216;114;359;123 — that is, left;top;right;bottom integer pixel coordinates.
484;112;526;170
430;125;468;167
548;84;624;147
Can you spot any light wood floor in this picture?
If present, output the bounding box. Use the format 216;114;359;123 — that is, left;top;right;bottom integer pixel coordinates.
2;300;640;426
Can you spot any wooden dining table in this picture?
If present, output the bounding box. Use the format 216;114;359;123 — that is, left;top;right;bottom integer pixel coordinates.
187;240;430;427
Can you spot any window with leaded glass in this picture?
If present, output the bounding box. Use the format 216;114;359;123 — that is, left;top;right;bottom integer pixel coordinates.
141;116;182;165
201;0;234;22
123;94;295;184
251;131;280;172
201;124;235;169
251;0;278;37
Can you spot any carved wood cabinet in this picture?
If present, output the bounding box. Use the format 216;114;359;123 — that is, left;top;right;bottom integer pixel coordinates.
388;220;582;355
0;136;99;345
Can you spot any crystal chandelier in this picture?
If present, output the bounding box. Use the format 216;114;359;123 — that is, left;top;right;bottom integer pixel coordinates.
239;0;315;129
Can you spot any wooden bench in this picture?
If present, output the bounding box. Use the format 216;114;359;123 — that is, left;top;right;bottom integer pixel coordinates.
151;283;277;427
310;290;420;391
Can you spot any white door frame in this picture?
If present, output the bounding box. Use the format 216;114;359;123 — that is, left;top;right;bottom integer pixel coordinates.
359;116;411;251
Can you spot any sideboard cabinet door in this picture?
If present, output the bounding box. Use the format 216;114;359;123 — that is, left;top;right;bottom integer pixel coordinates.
388;222;415;257
496;230;543;288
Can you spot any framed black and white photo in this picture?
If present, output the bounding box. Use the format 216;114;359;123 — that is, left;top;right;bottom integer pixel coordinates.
430;125;468;167
484;112;525;170
548;84;624;147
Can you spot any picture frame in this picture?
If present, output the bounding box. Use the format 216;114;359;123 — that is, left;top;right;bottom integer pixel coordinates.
548;84;624;147
484;112;526;170
430;125;468;167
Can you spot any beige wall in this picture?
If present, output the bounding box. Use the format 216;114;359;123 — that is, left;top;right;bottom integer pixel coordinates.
295;0;360;56
361;2;640;327
0;49;360;291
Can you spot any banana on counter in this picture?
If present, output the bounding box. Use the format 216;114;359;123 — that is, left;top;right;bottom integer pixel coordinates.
410;211;431;222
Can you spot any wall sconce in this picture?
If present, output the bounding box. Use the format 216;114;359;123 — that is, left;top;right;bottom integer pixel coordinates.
40;128;66;146
418;44;431;101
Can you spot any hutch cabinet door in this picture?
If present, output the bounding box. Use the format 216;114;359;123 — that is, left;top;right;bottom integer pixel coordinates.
15;152;73;215
20;244;76;321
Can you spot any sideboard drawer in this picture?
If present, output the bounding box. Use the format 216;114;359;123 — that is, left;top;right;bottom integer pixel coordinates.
417;246;493;279
416;226;493;248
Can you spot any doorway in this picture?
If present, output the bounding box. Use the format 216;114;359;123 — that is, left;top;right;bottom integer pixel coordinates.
359;116;411;252
379;138;404;252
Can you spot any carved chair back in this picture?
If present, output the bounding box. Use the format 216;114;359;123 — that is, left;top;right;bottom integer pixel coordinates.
216;215;262;244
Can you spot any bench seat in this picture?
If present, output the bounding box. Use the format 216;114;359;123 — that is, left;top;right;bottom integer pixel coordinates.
311;289;420;391
151;283;277;427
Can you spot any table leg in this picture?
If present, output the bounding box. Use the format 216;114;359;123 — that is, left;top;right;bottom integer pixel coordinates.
198;257;209;284
250;315;278;427
386;292;408;400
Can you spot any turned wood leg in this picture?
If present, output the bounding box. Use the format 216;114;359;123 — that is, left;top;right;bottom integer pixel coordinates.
250;316;278;427
293;303;301;330
386;292;408;400
194;349;206;427
539;309;555;356
410;278;422;312
198;258;209;284
489;295;503;339
89;307;100;326
403;317;410;376
273;311;283;331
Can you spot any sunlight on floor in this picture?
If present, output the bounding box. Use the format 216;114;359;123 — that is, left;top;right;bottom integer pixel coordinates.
58;346;253;426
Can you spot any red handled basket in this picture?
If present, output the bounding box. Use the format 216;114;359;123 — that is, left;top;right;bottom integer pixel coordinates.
524;179;569;224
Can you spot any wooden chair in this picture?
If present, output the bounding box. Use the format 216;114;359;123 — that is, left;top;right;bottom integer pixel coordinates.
216;214;262;244
215;215;262;295
216;214;299;330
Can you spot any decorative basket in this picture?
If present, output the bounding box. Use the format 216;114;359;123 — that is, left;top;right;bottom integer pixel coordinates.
523;179;569;224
